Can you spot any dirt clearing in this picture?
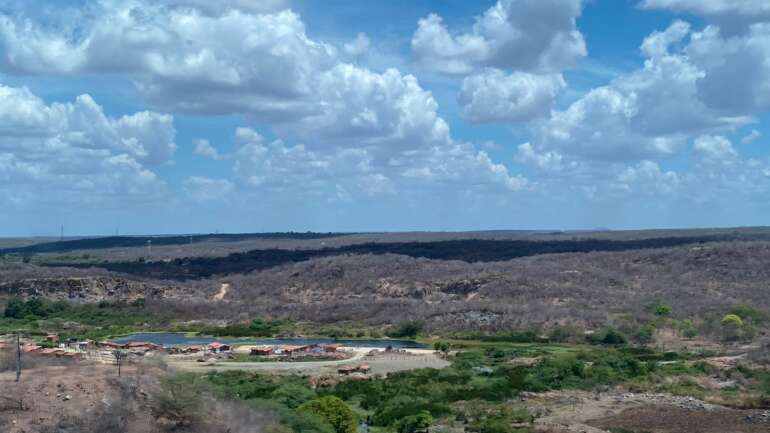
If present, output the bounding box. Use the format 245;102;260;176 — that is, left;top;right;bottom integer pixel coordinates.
588;405;769;433
0;362;155;433
168;347;450;375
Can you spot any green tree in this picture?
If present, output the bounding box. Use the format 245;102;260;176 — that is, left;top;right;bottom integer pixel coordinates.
721;314;744;328
654;303;672;317
3;297;28;319
25;298;47;317
720;314;747;341
271;383;316;409
299;396;358;433
388;321;424;338
598;328;627;346
634;324;655;345
250;319;284;337
433;341;450;354
394;410;433;433
677;319;697;338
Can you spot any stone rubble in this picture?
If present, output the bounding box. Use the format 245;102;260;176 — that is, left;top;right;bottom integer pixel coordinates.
745;410;770;424
615;393;716;411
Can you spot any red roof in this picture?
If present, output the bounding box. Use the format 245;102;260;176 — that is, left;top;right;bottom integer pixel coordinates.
125;342;148;347
99;341;123;348
125;342;161;349
209;342;229;349
281;345;309;351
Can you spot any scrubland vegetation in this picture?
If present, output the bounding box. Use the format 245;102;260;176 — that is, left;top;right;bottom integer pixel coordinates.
2;230;770;432
135;343;769;433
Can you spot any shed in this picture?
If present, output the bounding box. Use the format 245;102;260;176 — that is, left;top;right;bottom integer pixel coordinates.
208;342;231;353
99;341;123;349
279;345;310;355
250;346;273;356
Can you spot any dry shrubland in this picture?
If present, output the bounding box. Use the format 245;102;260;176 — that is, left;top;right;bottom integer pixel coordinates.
2;237;770;339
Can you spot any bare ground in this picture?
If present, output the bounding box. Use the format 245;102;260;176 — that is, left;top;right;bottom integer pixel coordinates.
0;362;156;433
525;390;769;433
167;347;450;375
588;405;769;433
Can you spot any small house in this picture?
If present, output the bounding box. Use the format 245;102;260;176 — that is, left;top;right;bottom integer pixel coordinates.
250;346;273;356
74;340;97;350
98;341;123;350
208;342;231;353
279;345;310;355
46;334;60;343
320;344;342;353
124;342;162;351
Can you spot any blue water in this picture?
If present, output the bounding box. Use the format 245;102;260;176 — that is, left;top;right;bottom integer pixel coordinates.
112;332;428;349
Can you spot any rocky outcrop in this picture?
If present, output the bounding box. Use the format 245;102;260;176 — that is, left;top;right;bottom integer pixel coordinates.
0;277;173;303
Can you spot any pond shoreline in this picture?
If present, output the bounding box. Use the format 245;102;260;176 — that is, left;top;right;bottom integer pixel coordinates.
112;332;428;349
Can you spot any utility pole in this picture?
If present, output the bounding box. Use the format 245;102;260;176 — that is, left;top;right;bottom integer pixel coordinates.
15;334;21;382
146;240;152;261
115;350;125;377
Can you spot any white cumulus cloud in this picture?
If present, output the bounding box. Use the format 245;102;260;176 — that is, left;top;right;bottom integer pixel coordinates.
343;33;371;57
459;69;566;123
411;0;586;74
0;83;172;204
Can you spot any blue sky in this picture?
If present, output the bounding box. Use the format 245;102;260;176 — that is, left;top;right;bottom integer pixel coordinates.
1;0;769;236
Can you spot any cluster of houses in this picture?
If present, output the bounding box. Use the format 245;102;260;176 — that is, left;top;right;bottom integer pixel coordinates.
3;335;355;365
248;343;342;357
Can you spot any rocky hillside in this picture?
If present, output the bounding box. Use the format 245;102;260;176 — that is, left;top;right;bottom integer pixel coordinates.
2;235;770;334
0;276;195;304
179;240;770;332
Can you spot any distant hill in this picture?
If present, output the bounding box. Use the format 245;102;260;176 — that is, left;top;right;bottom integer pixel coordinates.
48;234;741;280
0;232;350;255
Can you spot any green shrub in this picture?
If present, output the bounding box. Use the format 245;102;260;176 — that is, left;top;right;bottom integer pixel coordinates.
299;396;358;433
654;303;672;317
271;383;317;409
433;341;450;354
153;374;205;426
634;324;656;345
728;305;768;325
588;328;628;346
394;410;433;433
722;314;744;327
387;321;424;338
205;371;284;400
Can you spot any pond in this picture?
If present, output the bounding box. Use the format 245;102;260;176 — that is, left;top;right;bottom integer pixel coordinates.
112;332;428;349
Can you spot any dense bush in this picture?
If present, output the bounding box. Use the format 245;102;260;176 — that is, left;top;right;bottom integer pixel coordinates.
387;321;425;338
299;396;358;433
200;319;288;338
205;371;332;433
0;296;160;339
